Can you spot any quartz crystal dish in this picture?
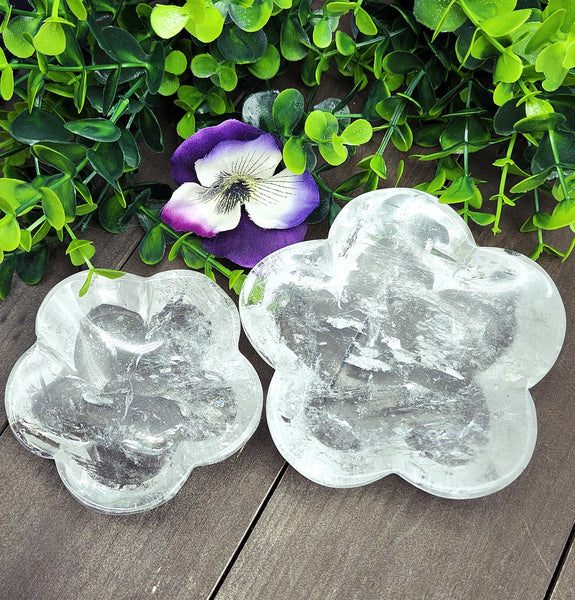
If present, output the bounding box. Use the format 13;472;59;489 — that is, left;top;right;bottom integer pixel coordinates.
240;188;566;498
6;270;262;514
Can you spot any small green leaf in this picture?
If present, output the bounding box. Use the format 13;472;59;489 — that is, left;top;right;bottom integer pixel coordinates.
280;18;309;61
66;239;95;266
335;30;355;56
370;154;387;179
139;107;164;153
33;22;66;56
0;66;13;101
185;6;224;43
65;0;87;20
139;224;166;264
509;170;551;194
168;232;193;261
494;50;523;84
513;112;566;134
413;0;466;33
78;269;94;297
480;9;530;37
341;119;373;145
217;26;267;64
150;4;190;38
98;26;147;63
93;268;125;280
0;214;20;252
3;16;40;58
165;50;187;75
0;254;15;299
440;175;475;204
146;42;165;95
228;0;274;32
354;6;377;35
181;242;206;269
273;89;304;136
313;18;333;48
283;137;307;174
536;41;569;91
229;269;246;294
467;210;496;225
32;144;76;176
247;44;280;79
41;186;65;230
191;53;219;77
118;130;141;169
305;111;339;142
525;8;566;54
18;229;32;252
10;108;73;145
87;141;124;188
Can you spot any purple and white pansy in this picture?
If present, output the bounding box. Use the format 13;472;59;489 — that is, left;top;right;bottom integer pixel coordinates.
161;119;320;267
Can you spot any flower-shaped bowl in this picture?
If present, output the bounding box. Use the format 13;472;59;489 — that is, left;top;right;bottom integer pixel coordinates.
239;188;566;498
6;270;262;514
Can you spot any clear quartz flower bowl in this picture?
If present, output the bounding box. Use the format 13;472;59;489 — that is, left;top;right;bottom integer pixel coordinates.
6;270;262;514
239;188;566;498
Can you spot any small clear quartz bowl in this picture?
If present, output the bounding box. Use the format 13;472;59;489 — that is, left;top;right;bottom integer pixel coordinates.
6;270;262;514
239;188;566;498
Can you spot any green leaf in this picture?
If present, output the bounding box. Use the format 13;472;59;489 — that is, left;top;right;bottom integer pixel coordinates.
10;108;73;145
87;142;124;188
382;51;424;75
0;179;39;214
18;229;32;252
283;137;307;174
118;130;141;169
460;0;516;20
467;210;496;225
146;42;165;95
66;239;95;266
0;254;15;300
413;0;466;33
305;111;339;142
247;44;280;79
41;186;65;230
370;154;387;179
273;89;304;136
335;31;356;56
513;112;566;134
313;18;333;48
150;4;190;38
510;167;547;194
191;54;219;77
166;50;187;75
0;214;20;251
98;192;134;233
215;63;238;92
44;174;76;221
280;18;309;61
65;0;87;20
139;107;164;152
93;268;125;280
177;112;196;138
228;0;274;32
32;144;76;176
536;41;569;91
354;6;377;35
440;175;475;204
15;245;48;286
0;66;13;101
168;232;193;261
533;200;575;230
341;119;373;145
480;9;530;37
217;26;267;64
494;50;523;84
185;6;224;43
98;26;147;63
229;269;246;294
33;22;66;56
525;8;566;54
3;16;40;58
65;118;121;142
318;139;347;165
78;269;94;297
139;224;166;264
181;241;206;269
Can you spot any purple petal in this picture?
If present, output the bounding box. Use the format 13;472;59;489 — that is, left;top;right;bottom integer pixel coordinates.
245;168;320;229
202;211;308;267
171;120;264;185
195;134;282;187
161;182;241;237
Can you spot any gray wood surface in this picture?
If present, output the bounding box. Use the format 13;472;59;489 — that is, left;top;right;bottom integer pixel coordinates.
1;79;575;599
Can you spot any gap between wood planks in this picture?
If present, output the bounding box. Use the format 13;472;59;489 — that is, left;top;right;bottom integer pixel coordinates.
544;523;575;600
207;462;289;600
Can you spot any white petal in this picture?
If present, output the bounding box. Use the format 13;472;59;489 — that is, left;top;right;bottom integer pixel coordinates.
244;169;320;229
161;182;241;237
195;134;282;187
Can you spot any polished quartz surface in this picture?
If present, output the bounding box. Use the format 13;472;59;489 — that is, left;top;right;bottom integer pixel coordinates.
6;270;262;514
240;188;565;498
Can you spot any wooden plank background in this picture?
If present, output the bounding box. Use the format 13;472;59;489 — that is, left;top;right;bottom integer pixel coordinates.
1;72;574;600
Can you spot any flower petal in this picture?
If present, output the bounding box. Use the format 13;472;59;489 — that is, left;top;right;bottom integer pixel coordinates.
170;119;264;185
202;211;308;267
195;134;282;187
161;182;241;237
244;168;320;229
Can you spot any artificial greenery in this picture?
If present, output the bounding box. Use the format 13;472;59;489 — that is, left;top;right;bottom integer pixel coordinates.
1;0;575;300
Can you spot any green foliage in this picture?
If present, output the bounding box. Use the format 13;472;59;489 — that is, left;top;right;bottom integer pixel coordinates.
3;0;575;302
